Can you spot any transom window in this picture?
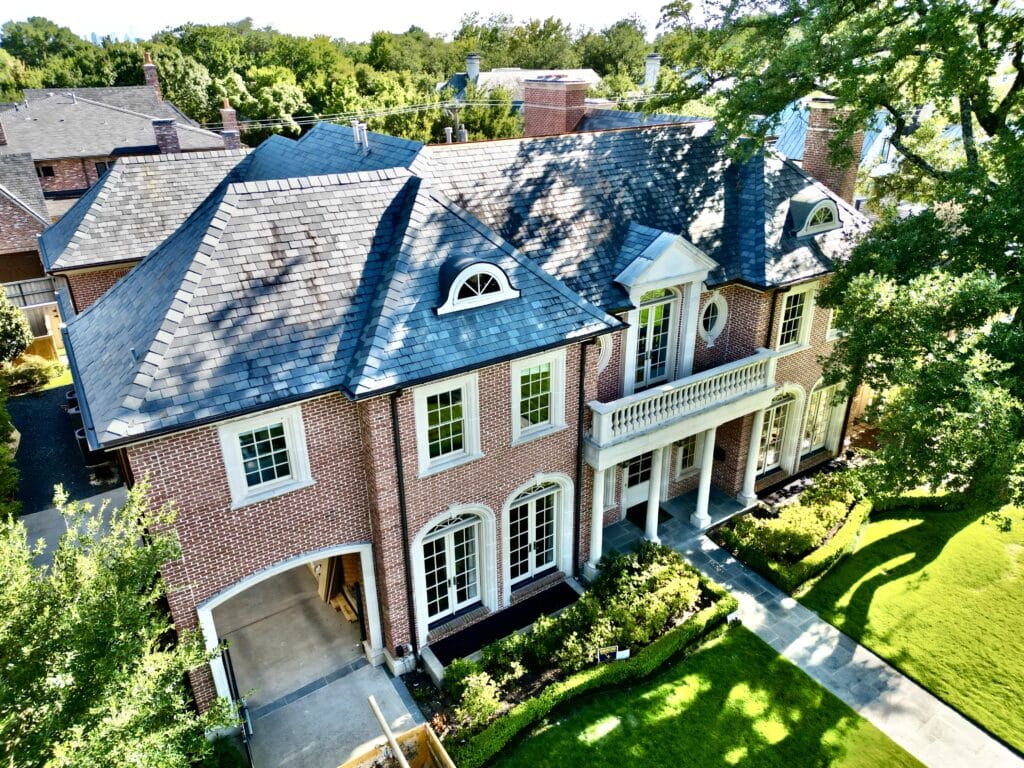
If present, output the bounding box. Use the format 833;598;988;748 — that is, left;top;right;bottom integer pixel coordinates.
426;388;464;459
457;272;500;300
508;482;558;587
757;394;793;474
778;291;808;348
634;289;677;390
423;514;481;624
675;435;698;477
437;263;521;315
803;383;841;454
238;422;291;488
627;452;653;487
796;200;842;237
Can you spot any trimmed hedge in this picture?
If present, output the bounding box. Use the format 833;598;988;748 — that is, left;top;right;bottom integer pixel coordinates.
446;581;738;768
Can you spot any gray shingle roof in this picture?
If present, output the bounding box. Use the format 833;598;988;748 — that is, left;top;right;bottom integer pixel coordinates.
63;120;867;447
0;93;224;160
40;149;251;272
22;86;198;126
67;168;618;444
0;152;48;220
440;69;602;101
576;107;710;132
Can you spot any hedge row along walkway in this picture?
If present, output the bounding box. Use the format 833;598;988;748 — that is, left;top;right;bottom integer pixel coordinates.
681;533;1023;768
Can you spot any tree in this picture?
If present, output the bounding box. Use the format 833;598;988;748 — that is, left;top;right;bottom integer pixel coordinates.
0;48;41;101
507;18;579;70
577;17;651;80
0;17;86;68
0;483;234;767
660;0;1024;499
0;295;31;364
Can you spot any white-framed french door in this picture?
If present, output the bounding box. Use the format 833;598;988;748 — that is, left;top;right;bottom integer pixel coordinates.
634;289;677;391
622;452;653;513
507;484;558;587
422;515;480;624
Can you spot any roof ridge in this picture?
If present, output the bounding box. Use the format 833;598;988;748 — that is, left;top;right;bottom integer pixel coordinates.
69;94;221;138
118;147;249;165
226;166;412;196
56;162;127;261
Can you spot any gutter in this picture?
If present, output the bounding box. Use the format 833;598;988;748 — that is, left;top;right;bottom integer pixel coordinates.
389;391;418;657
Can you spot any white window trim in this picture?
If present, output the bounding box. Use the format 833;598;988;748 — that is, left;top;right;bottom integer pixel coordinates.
697;291;728;347
674;433;704;480
775;282;817;353
217;405;313;509
510;348;567;445
802;381;847;456
757;384;806;477
413;372;483;477
596;334;613;374
437;263;520;315
797;200;841;237
500;473;574;606
825;309;842;341
622;287;682;395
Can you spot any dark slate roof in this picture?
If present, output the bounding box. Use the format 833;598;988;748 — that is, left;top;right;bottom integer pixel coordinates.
67;168;618;444
0;152;48;220
22;86;197;126
576;107;710;132
771;101;886;165
40;149;251;272
439;68;601;101
0;93;224;160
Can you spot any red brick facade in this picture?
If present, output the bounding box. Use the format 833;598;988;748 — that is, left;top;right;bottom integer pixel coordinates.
802;97;865;204
0;195;45;282
64;264;135;312
524;81;587;138
35;156;117;196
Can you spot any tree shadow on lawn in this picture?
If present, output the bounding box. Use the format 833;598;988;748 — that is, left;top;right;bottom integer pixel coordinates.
798;498;989;661
493;627;920;768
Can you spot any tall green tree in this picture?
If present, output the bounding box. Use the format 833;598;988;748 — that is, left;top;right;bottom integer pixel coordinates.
0;483;234;767
577;17;651;80
660;0;1024;499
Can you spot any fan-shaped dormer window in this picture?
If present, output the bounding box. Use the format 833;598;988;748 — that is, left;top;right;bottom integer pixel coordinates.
437;262;520;315
796;200;841;237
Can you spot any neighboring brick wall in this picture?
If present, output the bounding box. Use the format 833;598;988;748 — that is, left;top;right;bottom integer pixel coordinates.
64;264;135;311
0;196;45;268
36;156;117;195
524;81;587;138
127;393;374;711
0;250;45;283
802;99;865;204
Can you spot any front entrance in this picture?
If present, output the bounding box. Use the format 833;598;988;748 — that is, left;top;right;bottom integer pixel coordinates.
623;452;653;515
423;514;481;626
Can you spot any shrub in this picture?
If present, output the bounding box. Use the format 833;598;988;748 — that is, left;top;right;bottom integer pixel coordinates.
443;657;483;699
0;294;31;364
724;500;848;563
800;468;868;507
453;672;502;733
0;355;65;394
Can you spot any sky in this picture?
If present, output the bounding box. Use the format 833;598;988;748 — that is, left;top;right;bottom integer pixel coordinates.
4;0;675;44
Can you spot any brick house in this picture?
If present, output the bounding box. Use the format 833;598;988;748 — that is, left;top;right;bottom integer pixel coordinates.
57;82;867;711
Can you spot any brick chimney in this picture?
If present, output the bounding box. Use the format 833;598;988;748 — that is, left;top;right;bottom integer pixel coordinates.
152;118;180;153
222;130;241;150
466;53;481;83
524;78;587;138
143;51;161;99
220;98;241;148
802;94;864;203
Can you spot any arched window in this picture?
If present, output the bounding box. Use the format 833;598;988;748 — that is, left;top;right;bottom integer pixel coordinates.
796;200;841;237
757;393;794;474
698;292;728;347
437;263;520;315
422;513;482;623
507;482;560;588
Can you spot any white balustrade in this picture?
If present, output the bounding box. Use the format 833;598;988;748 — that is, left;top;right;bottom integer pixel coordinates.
590;348;777;446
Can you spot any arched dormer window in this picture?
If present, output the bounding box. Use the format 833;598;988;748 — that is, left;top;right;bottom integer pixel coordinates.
437;262;520;315
796;200;841;237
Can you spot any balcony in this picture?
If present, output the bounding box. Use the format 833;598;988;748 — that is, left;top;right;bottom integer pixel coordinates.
585;348;778;469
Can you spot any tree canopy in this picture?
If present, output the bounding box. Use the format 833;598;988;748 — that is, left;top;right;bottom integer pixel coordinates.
660;0;1024;500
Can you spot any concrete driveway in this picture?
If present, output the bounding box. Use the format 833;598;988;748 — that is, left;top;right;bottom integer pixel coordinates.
20;486;127;567
214;566;422;767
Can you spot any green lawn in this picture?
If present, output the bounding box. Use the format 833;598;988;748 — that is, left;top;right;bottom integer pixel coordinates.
493;626;920;768
800;498;1024;753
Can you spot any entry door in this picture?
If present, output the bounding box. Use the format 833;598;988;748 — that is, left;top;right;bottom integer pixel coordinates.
508;486;557;586
634;292;675;390
623;452;653;512
423;521;479;624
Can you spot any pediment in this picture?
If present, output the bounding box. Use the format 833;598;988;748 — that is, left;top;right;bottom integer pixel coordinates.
615;230;718;294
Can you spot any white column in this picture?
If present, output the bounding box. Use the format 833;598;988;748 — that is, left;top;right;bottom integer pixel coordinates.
740;409;766;506
678;281;702;378
691;426;717;529
644;447;664;543
585;467;606;581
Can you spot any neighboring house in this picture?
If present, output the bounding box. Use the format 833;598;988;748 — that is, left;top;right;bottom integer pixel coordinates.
439;52;602;103
0;52;238;220
54;79;867;713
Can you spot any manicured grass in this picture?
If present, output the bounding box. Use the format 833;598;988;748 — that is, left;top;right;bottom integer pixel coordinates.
39;366;72;391
493;626;921;768
800;498;1024;753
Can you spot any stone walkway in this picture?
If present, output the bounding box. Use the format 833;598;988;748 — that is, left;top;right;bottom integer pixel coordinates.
680;534;1024;768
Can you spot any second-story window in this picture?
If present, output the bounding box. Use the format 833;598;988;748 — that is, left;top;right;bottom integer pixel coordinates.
777;285;816;350
511;349;566;443
634;288;678;390
414;373;482;475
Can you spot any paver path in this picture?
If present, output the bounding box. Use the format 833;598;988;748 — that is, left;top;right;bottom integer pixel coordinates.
679;534;1024;768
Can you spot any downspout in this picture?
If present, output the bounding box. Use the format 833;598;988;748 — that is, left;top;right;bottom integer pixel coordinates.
572;341;591;576
389;391;418;656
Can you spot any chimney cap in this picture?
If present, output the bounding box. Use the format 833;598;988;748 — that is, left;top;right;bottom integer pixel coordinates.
808;93;838;108
646;52;662;60
152;117;175;126
144;51;153;65
466;52;480;59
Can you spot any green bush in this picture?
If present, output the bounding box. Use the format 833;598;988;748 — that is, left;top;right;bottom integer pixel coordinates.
800;468;868;507
447;583;738;768
0;294;31;364
0;355;65;394
443;657;483;699
453;672;502;733
723;500;847;563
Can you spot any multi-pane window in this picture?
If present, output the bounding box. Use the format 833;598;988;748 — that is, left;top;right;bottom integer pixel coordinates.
426;388;464;459
423;514;480;623
634;289;675;390
457;272;500;300
778;292;807;347
626;452;653;487
757;395;793;474
808;206;835;227
519;361;552;430
238;422;291;488
508;483;558;586
702;302;719;333
803;384;839;454
675;435;698;477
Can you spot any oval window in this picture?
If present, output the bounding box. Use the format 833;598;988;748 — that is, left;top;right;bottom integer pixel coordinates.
702;302;719;333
